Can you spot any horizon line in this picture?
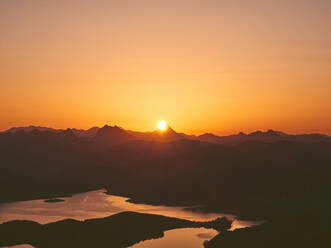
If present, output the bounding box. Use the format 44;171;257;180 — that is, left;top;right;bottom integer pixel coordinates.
1;124;330;137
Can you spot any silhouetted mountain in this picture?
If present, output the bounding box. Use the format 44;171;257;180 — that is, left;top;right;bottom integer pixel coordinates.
205;210;331;248
94;125;135;145
5;125;63;133
197;133;223;144
197;129;330;145
59;128;75;137
4;125;330;145
148;126;186;141
127;125;194;142
71;127;100;137
198;133;224;144
4;125;100;137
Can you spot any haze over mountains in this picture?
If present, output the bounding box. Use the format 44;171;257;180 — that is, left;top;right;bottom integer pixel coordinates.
3;125;331;145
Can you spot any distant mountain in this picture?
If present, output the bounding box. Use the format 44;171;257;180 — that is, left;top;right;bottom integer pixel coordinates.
198;133;224;144
3;125;330;145
71;127;100;137
5;126;63;133
95;125;134;144
197;129;330;145
128;126;194;142
148;126;187;141
58;128;76;137
4;125;100;137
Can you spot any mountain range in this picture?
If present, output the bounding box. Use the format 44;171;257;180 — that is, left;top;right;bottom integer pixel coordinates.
3;125;331;145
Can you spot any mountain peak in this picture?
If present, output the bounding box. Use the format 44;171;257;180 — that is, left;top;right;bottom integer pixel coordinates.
95;124;134;143
163;125;177;134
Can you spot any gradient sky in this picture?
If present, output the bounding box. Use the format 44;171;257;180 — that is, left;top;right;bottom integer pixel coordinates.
1;0;331;135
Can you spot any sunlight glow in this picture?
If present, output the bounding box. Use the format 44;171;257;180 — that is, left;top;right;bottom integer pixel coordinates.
157;121;168;131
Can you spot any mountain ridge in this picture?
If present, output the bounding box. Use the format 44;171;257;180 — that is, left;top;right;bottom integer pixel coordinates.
3;125;330;145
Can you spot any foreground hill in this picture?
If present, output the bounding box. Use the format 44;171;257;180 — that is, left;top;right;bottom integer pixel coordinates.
0;211;232;248
205;211;331;248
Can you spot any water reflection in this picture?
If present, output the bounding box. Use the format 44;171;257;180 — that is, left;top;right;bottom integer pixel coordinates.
131;228;218;248
0;189;255;229
0;189;259;248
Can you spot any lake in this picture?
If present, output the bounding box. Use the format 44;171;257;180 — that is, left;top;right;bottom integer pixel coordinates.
0;189;258;247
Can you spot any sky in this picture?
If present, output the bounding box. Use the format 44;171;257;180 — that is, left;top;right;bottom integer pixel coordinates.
1;0;331;135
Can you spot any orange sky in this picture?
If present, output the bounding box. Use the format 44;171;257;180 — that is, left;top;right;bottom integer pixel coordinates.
1;0;331;135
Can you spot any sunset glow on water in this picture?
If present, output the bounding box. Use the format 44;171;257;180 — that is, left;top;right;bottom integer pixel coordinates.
0;189;259;247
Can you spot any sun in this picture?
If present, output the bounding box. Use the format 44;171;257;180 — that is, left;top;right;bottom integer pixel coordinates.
157;121;168;131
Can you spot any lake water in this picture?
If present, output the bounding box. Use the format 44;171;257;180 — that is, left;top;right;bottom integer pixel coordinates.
0;189;258;247
131;228;218;248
